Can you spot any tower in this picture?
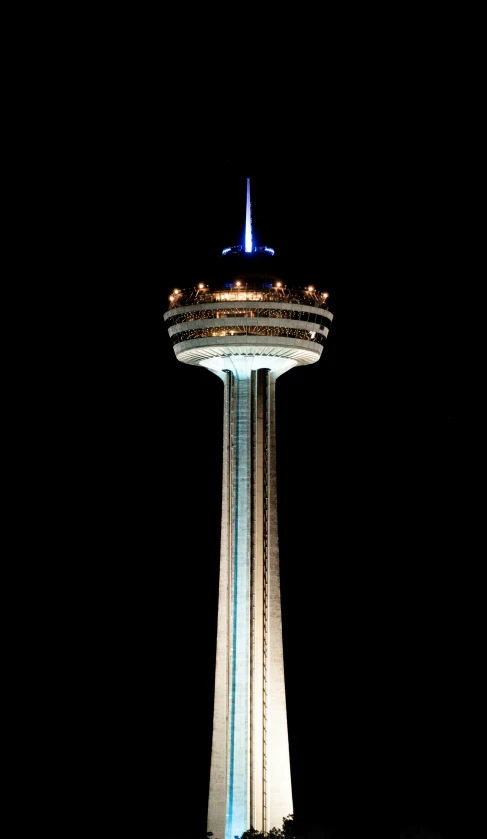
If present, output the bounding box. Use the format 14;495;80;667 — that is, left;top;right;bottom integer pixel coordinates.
163;180;333;839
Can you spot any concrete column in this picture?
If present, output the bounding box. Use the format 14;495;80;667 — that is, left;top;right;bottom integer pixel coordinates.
207;362;293;839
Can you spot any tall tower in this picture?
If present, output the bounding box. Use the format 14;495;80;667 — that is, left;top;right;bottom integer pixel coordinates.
163;180;333;839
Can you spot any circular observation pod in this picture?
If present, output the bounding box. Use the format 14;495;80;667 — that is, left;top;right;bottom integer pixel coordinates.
164;262;333;371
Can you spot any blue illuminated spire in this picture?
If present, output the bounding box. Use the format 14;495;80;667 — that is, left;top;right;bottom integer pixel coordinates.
220;177;275;258
245;177;252;253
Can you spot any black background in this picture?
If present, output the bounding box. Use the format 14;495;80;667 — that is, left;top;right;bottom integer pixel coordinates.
56;50;474;838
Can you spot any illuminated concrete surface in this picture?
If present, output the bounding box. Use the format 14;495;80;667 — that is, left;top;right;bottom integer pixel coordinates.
164;264;333;838
204;355;295;839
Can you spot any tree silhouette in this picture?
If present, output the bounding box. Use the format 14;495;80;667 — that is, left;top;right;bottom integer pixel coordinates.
206;813;295;839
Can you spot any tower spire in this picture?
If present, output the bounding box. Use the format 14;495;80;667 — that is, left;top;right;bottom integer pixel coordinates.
245;177;252;253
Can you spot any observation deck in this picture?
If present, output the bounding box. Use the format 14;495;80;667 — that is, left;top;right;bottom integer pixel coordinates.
164;279;333;370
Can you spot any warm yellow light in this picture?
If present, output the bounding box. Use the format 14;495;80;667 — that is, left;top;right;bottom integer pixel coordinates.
307;285;314;291
169;295;174;301
236;281;241;287
198;283;205;289
173;288;180;294
276;282;282;288
323;292;329;299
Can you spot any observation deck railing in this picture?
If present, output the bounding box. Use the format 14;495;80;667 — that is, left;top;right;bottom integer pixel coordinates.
166;284;330;311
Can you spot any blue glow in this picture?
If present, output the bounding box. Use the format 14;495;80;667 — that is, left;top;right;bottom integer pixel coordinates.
264;247;275;255
227;484;238;838
225;379;249;839
222;245;243;256
245;178;252;253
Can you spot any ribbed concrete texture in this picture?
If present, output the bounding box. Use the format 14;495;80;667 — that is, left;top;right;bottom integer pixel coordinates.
206;357;293;839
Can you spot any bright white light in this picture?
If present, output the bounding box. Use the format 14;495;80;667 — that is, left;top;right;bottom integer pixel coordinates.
276;282;282;288
323;292;329;299
236;281;241;287
198;283;205;289
264;247;274;255
169;295;174;301
245;178;252;253
201;356;298;375
222;247;231;255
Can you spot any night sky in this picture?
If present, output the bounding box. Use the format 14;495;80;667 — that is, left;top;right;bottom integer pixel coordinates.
79;119;468;839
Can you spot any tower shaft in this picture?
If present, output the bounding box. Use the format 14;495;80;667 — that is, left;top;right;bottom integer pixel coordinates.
208;367;293;839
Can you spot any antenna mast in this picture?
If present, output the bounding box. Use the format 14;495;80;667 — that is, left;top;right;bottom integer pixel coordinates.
245;177;252;253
